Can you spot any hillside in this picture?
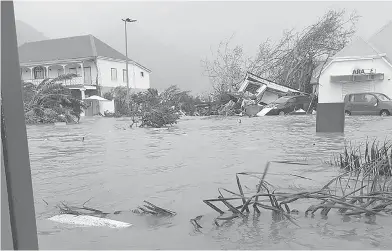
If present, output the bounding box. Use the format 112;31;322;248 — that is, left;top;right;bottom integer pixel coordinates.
15;20;48;46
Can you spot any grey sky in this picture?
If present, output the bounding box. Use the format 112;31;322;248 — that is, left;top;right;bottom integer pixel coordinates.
14;1;392;94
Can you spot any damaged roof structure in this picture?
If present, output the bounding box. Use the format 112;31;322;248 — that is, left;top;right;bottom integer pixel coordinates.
237;72;305;103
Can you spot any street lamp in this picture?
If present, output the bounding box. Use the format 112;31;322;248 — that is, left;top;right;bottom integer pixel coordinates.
122;18;137;101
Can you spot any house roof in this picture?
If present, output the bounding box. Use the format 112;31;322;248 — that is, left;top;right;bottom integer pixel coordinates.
18;34;151;72
240;72;304;94
310;58;333;84
369;21;392;64
333;36;381;58
313;22;392;84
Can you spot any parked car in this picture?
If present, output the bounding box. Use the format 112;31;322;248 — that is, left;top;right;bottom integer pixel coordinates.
344;92;392;116
263;95;312;116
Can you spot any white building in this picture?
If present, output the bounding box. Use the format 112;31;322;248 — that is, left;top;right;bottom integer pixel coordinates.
18;34;151;99
314;21;392;132
317;21;392;104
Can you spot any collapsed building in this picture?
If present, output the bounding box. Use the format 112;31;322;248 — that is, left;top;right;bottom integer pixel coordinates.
237;72;305;105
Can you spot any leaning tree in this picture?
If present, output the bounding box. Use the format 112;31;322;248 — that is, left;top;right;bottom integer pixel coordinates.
22;73;87;124
202;9;360;95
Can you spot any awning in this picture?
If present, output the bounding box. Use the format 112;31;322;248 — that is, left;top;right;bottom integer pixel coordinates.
84;95;109;101
330;73;384;83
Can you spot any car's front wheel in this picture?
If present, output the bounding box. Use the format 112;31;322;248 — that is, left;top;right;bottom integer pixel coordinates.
380;110;390;117
345;110;351;116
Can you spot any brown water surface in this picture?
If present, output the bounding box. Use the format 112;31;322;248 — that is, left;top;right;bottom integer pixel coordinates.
27;115;392;249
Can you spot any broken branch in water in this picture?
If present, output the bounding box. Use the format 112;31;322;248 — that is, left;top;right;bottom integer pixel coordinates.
54;200;177;219
199;159;392;227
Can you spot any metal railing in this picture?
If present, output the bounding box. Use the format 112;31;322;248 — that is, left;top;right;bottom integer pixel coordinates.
24;76;96;86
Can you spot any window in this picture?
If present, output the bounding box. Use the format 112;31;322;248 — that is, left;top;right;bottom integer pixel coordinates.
273;96;292;104
140;71;144;77
33;66;45;79
69;68;78;75
123;69;128;83
111;68;117;81
364;94;377;104
352;94;366;102
375;93;391;101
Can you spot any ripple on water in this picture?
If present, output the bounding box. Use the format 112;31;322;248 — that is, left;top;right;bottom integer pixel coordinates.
26;116;392;249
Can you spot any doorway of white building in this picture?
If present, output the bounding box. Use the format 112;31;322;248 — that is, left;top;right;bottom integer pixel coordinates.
84;67;92;85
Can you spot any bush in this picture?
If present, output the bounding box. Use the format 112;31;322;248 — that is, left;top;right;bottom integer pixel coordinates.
23;74;86;124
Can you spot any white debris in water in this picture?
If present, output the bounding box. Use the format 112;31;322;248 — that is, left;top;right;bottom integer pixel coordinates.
48;214;132;228
294;109;306;113
256;107;273;117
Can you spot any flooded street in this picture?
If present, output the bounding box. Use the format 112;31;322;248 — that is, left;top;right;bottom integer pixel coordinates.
27;115;392;249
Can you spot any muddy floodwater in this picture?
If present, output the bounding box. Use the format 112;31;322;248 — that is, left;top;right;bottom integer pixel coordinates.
27;115;392;249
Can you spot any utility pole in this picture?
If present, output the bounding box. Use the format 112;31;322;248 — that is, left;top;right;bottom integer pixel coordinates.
121;18;137;102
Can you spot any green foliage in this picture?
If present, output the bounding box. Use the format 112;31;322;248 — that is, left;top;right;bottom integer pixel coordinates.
23;74;87;124
102;92;114;101
107;85;204;127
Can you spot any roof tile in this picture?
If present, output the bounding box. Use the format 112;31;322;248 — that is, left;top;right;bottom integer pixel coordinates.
18;34;151;72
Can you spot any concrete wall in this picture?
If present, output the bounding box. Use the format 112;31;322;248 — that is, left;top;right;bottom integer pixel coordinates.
97;58;150;91
100;100;115;114
318;57;392;103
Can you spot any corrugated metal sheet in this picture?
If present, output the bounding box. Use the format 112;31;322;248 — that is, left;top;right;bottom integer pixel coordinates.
342;82;375;99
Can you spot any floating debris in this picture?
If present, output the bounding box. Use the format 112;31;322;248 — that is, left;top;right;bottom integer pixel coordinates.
133;201;177;217
199;159;392;228
48;214;132;228
190;215;203;231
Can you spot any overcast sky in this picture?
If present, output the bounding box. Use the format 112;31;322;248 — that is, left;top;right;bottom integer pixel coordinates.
14;1;392;94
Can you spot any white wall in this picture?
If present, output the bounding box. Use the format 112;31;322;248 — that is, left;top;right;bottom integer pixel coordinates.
100;100;115;114
97;58;150;90
318;57;392;103
21;68;32;81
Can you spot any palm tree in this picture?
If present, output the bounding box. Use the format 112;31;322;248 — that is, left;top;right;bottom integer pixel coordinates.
23;73;87;124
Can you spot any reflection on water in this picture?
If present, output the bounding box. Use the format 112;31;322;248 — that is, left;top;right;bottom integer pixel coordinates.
27;115;392;249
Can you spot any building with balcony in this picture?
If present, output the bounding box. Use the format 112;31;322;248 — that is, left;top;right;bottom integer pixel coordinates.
18;34;151;99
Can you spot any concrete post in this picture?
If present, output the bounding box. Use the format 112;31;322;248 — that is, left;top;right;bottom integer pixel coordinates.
79;62;85;84
1;1;39;249
28;67;34;80
81;88;86;100
315;79;345;133
44;65;49;78
61;65;66;75
316;103;345;133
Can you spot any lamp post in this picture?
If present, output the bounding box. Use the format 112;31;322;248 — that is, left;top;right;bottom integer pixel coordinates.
121;18;137;102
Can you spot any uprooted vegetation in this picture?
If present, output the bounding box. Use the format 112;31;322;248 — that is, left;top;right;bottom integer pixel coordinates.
332;138;392;175
198;155;392;229
53;199;176;218
23;74;87;124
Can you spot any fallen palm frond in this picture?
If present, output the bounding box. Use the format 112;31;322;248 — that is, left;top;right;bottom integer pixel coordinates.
190;215;203;231
201;158;392;227
56;201;109;218
131;201;176;217
55;199;176;218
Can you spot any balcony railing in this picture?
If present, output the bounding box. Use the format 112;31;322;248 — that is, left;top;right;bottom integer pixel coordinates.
23;76;96;87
